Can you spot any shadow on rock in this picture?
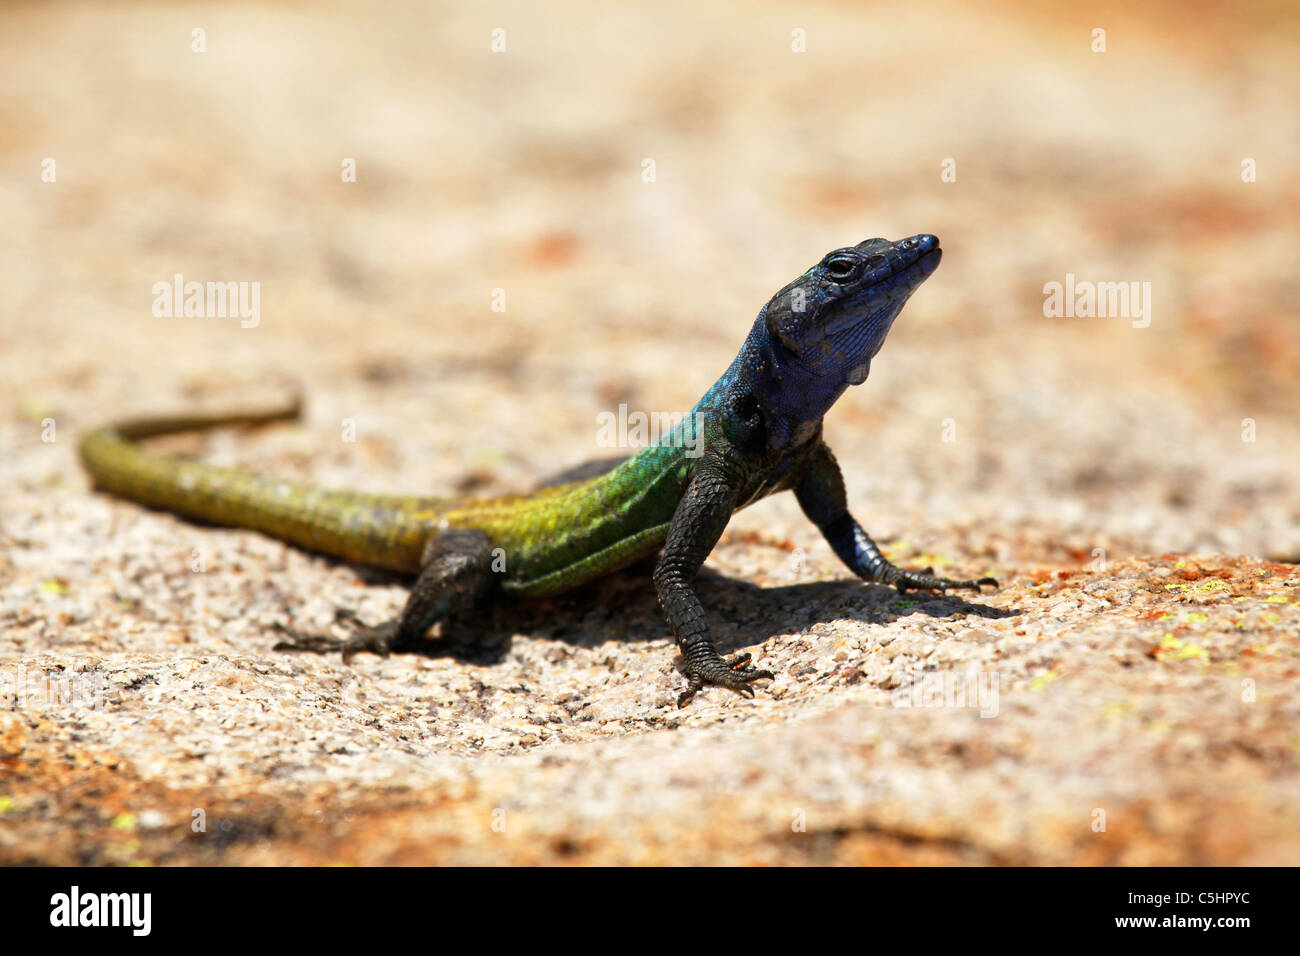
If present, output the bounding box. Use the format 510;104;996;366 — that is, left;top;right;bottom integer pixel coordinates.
331;559;1018;667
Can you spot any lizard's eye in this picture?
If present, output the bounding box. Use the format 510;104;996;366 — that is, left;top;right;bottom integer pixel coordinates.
824;256;859;282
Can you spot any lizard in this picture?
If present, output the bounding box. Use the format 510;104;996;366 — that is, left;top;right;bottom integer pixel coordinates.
80;234;996;705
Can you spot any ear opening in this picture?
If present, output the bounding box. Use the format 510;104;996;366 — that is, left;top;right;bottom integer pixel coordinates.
765;295;803;353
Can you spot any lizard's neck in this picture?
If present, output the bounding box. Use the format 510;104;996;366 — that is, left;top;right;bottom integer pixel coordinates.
729;316;847;451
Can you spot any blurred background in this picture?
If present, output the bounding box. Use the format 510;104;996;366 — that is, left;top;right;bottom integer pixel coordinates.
4;0;1297;560
1;1;1297;865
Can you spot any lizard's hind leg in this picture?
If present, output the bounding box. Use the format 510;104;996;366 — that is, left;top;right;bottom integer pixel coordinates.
273;529;499;661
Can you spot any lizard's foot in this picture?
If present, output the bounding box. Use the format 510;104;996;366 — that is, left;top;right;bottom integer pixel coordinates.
892;566;998;595
271;608;405;663
678;651;774;707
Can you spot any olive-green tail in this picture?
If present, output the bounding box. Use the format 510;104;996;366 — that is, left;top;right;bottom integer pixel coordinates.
79;400;434;572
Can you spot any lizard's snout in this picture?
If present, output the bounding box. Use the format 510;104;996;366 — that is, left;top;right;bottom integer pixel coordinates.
898;234;942;280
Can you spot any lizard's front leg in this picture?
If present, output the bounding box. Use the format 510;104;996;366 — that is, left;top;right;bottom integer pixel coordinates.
654;455;774;706
795;442;997;594
274;528;498;660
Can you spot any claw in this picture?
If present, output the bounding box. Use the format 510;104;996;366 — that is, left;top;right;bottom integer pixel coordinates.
271;613;397;661
333;607;366;627
677;676;706;708
270;622;346;654
894;568;1000;596
678;651;773;706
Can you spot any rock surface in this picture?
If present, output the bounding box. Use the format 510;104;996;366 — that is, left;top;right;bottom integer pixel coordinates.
1;1;1297;864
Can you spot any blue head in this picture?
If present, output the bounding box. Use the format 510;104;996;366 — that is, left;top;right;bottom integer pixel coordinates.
740;234;942;447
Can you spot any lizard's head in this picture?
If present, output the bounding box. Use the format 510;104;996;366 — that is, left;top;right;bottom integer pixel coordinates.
762;234;941;386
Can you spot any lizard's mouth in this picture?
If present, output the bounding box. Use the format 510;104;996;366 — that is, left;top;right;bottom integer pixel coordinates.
890;237;941;284
824;239;942;338
916;244;941;270
915;244;942;274
875;243;940;299
856;234;942;296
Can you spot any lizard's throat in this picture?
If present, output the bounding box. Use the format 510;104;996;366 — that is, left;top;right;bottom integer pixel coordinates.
846;360;871;386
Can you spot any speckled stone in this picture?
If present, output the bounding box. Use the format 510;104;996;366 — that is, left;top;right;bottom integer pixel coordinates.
1;0;1297;864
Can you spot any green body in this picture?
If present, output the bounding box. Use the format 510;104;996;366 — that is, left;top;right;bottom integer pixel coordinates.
79;402;722;599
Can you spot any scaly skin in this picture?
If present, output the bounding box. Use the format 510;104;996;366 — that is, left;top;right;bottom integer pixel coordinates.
81;235;996;704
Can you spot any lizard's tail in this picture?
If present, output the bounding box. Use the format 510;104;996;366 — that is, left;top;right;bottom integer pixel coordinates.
80;395;305;496
83;397;304;446
79;395;431;572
